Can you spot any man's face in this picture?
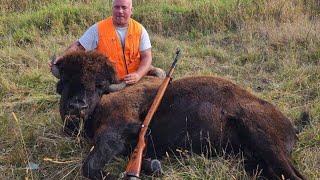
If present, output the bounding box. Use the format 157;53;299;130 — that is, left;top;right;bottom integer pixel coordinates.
112;0;133;27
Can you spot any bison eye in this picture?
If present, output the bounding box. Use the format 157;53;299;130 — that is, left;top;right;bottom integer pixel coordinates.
96;84;105;93
96;80;109;92
96;84;102;89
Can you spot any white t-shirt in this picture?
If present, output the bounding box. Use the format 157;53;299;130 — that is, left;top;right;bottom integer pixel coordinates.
79;23;151;51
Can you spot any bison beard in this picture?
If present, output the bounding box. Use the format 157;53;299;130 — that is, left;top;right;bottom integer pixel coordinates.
55;51;305;180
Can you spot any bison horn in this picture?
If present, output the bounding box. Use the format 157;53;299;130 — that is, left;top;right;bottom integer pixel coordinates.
51;54;60;79
107;81;127;92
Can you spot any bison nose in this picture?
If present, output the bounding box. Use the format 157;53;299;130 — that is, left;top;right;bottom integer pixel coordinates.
69;99;89;113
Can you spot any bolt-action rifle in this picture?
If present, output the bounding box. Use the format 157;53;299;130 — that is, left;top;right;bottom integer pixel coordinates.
124;48;182;178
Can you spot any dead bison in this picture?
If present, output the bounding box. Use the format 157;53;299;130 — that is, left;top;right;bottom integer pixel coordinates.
53;51;305;180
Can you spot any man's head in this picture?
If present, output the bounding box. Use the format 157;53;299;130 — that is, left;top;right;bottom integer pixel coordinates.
112;0;133;27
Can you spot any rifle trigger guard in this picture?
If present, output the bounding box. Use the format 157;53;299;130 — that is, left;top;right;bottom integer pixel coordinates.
146;128;151;137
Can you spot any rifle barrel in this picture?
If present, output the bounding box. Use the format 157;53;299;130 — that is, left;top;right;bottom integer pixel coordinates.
125;48;182;178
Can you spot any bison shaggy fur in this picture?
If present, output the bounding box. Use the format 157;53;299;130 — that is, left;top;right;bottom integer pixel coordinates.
55;51;305;180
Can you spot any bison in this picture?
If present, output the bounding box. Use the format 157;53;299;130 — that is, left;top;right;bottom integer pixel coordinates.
52;51;305;180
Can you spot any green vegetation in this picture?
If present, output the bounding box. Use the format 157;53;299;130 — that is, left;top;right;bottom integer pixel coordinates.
1;0;319;179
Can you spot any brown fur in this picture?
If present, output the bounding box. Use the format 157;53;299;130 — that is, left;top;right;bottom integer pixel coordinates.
56;51;305;180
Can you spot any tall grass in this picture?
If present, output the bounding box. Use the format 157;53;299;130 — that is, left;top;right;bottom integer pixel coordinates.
0;0;319;179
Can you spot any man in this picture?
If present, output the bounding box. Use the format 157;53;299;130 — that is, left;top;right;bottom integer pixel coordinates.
50;0;165;84
50;0;164;176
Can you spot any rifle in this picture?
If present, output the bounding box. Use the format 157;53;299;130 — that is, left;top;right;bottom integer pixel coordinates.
124;48;182;178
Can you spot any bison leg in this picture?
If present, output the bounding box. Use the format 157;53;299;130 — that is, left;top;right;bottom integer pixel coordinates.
232;117;305;180
82;130;125;179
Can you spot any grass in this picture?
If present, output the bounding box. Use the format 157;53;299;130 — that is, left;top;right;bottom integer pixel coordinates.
0;0;319;179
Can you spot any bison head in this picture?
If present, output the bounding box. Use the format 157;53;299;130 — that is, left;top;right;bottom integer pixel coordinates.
52;51;125;136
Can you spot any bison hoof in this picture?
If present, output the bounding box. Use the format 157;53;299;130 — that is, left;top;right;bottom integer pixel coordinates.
142;158;163;176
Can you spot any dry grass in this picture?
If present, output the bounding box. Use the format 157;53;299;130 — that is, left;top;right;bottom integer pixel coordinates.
0;0;319;179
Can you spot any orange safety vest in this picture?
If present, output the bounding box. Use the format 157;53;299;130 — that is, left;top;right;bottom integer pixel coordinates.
97;17;142;80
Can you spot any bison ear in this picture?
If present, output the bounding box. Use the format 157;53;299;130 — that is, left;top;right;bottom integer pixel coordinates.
96;80;112;94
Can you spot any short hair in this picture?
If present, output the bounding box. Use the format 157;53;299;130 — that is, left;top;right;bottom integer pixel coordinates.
112;0;133;7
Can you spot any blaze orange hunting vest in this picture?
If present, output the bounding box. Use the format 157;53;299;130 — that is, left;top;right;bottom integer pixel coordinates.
97;17;142;80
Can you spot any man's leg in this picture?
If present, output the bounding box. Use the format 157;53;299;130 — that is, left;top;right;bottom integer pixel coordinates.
147;66;166;78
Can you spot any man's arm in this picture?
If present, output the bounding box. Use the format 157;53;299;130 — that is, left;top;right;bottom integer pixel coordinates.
124;48;152;84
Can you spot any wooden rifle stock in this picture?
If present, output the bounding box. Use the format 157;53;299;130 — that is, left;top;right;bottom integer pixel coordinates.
124;49;181;178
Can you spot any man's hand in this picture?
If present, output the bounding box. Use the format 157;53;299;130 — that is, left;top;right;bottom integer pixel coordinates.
124;72;142;84
124;48;152;84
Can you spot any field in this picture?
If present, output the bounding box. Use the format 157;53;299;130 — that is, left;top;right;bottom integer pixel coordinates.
0;0;319;179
